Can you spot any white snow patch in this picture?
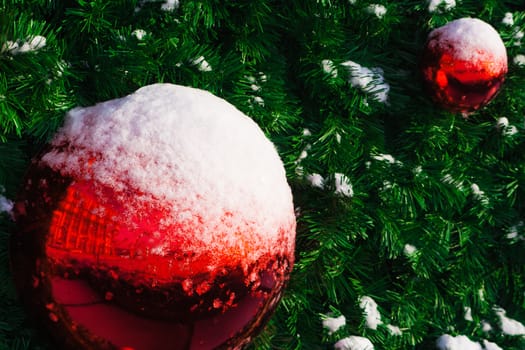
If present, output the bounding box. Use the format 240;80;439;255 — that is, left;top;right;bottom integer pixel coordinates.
481;320;492;332
436;334;482;350
334;173;353;197
496;117;509;128
478;288;485;301
367;4;387;18
482;339;503;350
307;173;325;189
428;0;456;13
252;96;265;107
40;83;296;274
303;128;312;137
471;183;489;205
0;195;13;214
471;183;483;196
322;314;346;335
514;54;525;66
502;13;514;26
132;29;147;40
359;296;383;330
160;0;179;11
297;144;311;161
192;56;212;71
504;125;518;136
138;0;179;11
426;19;507;71
387;324;402;336
298;149;308;161
507;226;519;239
335;336;374;350
494;307;525;336
507;223;524;241
341;61;390;103
3;35;46;54
404;244;417;256
322;59;338;78
372;153;399;164
464;307;473;321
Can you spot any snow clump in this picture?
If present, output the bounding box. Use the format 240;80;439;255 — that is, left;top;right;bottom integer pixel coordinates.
40;83;296;272
494;307;525;336
322;314;346;335
3;35;46;54
428;0;456;13
359;296;382;330
341;61;390;103
436;334;482;350
335;336;374;350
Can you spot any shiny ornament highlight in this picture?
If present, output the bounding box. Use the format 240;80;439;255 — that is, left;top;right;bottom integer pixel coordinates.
421;18;508;114
11;84;296;350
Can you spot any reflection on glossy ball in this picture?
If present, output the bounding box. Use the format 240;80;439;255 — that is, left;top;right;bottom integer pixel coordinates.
421;18;507;114
10;84;296;350
11;165;293;350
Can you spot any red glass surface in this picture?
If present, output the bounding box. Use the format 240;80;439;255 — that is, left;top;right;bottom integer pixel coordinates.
421;42;506;114
11;164;293;350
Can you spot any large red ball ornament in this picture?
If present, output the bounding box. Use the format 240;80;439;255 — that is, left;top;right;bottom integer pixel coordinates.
421;18;508;114
10;84;296;350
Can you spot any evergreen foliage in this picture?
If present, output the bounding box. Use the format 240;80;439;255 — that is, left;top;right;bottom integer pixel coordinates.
1;0;525;349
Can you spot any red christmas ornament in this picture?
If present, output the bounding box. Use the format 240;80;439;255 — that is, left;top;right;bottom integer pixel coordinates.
421;18;508;114
11;84;296;350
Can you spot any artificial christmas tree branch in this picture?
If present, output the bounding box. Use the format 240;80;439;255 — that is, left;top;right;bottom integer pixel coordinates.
1;1;525;349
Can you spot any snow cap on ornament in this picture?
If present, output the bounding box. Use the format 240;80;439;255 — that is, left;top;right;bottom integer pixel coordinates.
421;18;508;114
11;83;296;350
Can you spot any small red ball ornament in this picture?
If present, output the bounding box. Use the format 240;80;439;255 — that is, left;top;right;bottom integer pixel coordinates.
421;18;508;114
10;84;296;350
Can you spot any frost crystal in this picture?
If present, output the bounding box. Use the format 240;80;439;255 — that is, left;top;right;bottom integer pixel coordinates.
335;336;374;350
